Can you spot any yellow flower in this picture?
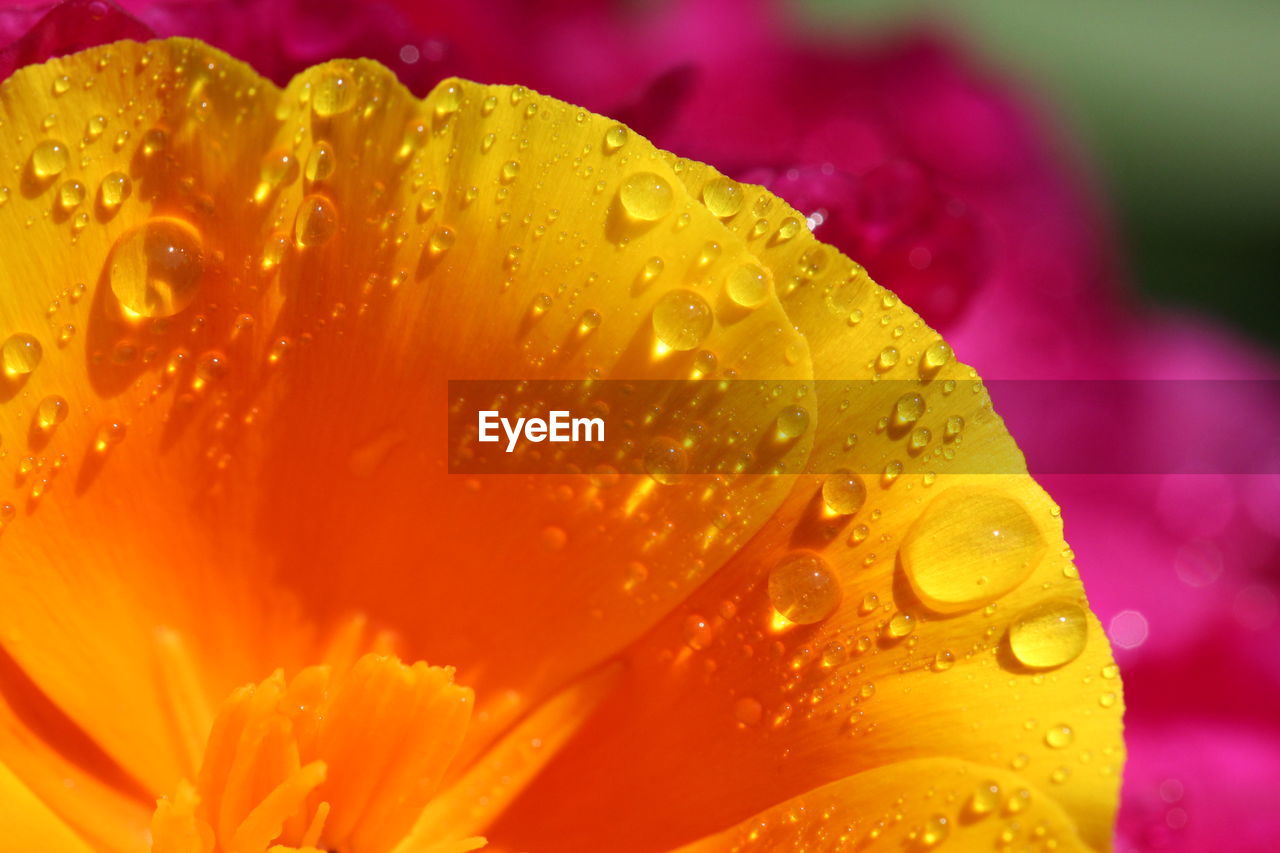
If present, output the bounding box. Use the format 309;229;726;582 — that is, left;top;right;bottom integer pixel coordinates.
0;39;1122;852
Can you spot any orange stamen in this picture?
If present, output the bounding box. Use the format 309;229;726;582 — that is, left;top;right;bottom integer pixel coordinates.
152;654;480;853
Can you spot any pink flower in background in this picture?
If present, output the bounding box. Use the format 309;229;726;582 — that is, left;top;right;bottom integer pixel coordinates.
4;0;1278;849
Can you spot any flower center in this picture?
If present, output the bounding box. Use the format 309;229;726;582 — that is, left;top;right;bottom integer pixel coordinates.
150;654;483;853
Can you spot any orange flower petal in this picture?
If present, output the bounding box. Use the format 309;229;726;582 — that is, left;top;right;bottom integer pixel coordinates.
674;758;1093;852
0;37;813;793
489;165;1122;851
0;757;99;853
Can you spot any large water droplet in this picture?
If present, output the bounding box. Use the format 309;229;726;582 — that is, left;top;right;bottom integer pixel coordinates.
109;218;205;318
768;552;841;625
1009;601;1088;670
2;333;43;377
652;289;712;351
619;171;673;220
900;488;1046;613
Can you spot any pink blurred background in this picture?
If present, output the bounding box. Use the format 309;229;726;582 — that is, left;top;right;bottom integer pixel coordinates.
3;0;1278;849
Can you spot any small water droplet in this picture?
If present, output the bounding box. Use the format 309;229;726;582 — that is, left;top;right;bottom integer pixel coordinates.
305;141;336;182
98;171;131;210
644;436;687;485
294;195;338;247
2;333;43;377
603;124;628;151
775;405;809;440
893;392;925;426
1045;724;1074;748
968;780;1000;817
682;614;712;650
57;180;85;211
313;72;355;116
36;395;68;430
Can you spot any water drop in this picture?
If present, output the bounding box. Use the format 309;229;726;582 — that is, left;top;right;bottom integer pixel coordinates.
36;395;68;431
644;436;687;485
305;141;336;182
893;392;925;426
775;405;809;440
109;218;204;318
619;171;673;221
702;177;744;218
726;262;769;308
822;469;866;515
768;552;841;625
31;139;68;178
313;72;354;116
94;422;126;452
968;780;1000;817
652;289;712;351
294;194;338;247
2;333;43;377
1009;601;1088;670
1045;724;1074;748
57;180;85;211
603;124;628;151
683;614;712;650
98;171;131;210
885;610;915;638
900;488;1046;613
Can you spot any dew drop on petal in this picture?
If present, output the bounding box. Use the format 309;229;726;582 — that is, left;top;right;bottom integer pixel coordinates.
36;395;68;431
822;469;866;515
31;139;68;178
305;141;336;183
652;289;712;351
603;124;628;151
900;488;1046;613
726;262;769;308
57;180;85;211
775;405;809;440
768;552;841;625
1045;724;1074;748
294;195;338;247
98;171;131;210
313;72;354;117
702;177;744;218
1009;601;1088;670
2;333;43;377
619;171;673;221
109;218;205;318
968;780;1000;817
643;436;687;485
893;392;925;426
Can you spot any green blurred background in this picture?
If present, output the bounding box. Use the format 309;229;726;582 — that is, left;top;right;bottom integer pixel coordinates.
803;0;1280;349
